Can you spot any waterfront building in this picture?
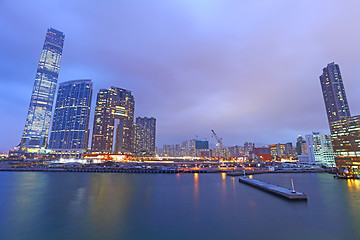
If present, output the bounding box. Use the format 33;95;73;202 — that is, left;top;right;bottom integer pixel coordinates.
320;62;350;125
134;117;156;156
305;132;335;166
330;116;360;174
189;139;196;156
181;141;188;156
20;28;65;151
297;154;310;164
254;147;272;162
91;87;135;153
163;144;175;157
269;143;286;159
48;80;92;157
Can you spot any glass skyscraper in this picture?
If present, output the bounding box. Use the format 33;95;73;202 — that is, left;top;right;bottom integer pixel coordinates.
320;62;350;125
48;80;93;156
91;87;135;154
134;117;156;156
20;28;65;151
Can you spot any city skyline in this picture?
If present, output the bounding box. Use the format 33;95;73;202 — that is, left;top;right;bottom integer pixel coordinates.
3;1;360;152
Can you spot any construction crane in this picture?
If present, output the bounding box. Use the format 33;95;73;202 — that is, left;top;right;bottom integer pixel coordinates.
211;129;224;151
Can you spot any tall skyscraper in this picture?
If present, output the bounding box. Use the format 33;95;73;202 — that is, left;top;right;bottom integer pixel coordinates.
20;28;65;151
319;63;360;175
48;80;93;157
134;117;156;156
91;87;135;153
320;62;350;125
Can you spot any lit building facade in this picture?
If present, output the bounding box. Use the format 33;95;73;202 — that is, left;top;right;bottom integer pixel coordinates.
296;135;308;155
320;62;350;125
255;147;272;162
134;117;156;156
305;132;335;166
269;143;286;159
244;142;255;157
91;87;135;153
330;116;360;174
20;28;65;151
48;80;93;157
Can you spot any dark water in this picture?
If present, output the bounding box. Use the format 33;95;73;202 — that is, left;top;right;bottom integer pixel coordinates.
0;172;359;240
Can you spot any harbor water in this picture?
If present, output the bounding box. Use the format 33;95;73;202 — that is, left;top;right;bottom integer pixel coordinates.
0;172;359;240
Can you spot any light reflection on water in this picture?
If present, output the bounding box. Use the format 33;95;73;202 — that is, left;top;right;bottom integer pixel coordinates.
0;172;360;240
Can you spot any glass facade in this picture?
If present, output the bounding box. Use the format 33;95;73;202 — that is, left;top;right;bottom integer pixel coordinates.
134;117;156;156
20;28;65;151
330;116;360;174
48;80;93;154
305;132;335;166
320;62;350;125
91;87;135;153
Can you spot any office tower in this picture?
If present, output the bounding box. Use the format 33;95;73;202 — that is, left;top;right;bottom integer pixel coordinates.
296;136;308;155
48;80;92;157
330;116;360;173
91;87;135;153
269;143;286;159
284;142;293;158
134;117;156;156
20;28;65;151
305;132;335;166
320;62;350;125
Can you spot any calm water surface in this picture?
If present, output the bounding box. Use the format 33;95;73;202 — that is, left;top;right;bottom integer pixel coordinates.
0;172;359;240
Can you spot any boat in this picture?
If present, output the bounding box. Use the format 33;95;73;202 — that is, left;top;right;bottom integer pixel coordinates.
334;174;359;179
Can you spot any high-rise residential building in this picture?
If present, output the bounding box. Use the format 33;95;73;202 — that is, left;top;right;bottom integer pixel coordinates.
228;145;242;158
48;80;92;157
181;141;188;156
189;139;196;156
244;142;255;157
20;28;65;151
134;117;156;156
91;87;135;153
305;132;335;166
320;62;350;125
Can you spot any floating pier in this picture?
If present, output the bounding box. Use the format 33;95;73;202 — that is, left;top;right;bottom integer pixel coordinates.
238;177;307;200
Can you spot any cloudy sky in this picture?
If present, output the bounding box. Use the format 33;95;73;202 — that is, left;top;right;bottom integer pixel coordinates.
1;0;360;152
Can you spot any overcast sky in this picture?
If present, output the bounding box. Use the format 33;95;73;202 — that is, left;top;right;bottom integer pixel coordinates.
1;0;360;152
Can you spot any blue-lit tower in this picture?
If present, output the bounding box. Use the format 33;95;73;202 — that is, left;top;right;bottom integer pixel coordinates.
20;28;65;151
134;117;156;156
320;62;351;125
48;80;92;157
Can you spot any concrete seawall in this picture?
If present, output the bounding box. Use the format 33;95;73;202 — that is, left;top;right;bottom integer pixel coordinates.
238;177;307;200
